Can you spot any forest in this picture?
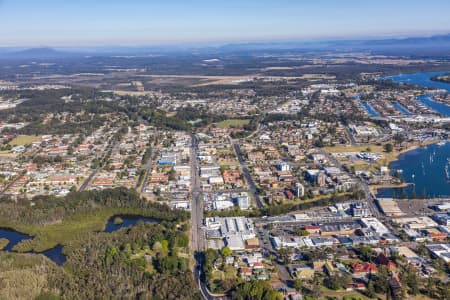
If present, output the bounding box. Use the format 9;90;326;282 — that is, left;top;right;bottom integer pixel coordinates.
0;188;198;299
0;222;199;300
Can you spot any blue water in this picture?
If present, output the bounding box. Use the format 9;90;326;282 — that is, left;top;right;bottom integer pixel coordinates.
378;71;450;198
0;228;31;251
42;245;66;265
385;71;450;92
385;71;450;117
104;215;158;233
361;102;381;116
392;102;412;115
377;142;450;198
416;94;450;117
0;227;66;265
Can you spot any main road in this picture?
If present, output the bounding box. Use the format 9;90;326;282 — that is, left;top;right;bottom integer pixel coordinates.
191;133;229;300
139;148;156;193
190;133;204;254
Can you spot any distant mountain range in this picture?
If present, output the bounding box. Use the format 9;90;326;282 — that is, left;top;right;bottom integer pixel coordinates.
215;34;450;54
2;47;83;59
1;33;450;59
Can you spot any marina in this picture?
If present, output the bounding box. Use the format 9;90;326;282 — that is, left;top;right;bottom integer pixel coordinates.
377;142;450;198
376;71;450;198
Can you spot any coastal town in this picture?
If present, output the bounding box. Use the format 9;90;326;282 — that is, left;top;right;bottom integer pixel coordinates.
0;49;450;300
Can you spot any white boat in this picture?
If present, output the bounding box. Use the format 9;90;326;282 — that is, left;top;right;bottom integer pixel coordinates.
446;165;450;181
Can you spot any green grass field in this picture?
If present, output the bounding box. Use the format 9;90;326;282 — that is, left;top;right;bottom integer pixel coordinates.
9;135;40;146
216;119;250;129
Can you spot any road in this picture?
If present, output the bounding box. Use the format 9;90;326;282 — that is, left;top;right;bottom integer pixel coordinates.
79;167;100;192
232;141;264;209
191;133;230;300
139;148;155;193
190;133;204;253
254;224;292;290
190;134;220;300
319;148;383;218
344;125;357;145
79;136;119;192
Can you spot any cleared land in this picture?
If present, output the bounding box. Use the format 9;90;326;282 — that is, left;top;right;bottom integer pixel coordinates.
0;151;17;158
216;119;250;128
9;135;40;146
324;140;438;167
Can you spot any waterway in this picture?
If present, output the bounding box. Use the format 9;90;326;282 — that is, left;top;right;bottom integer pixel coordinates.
378;71;450;198
385;71;450;117
377;142;450;198
0;215;158;266
385;71;450;92
392;102;412;115
361;102;380;117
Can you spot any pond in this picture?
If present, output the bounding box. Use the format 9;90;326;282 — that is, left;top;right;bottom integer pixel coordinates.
0;227;31;251
0;227;66;265
104;215;159;233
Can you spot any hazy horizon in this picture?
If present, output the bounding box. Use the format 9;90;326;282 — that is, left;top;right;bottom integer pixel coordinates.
1;0;450;47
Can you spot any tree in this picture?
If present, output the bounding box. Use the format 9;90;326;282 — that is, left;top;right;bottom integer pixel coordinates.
402;265;419;295
383;143;394;153
393;133;406;147
293;226;309;236
293;279;303;292
366;280;376;298
232;280;282;300
426;277;436;298
359;245;374;262
311;279;322;299
324;274;352;290
221;246;232;258
324;275;342;290
299;229;309;236
374;266;389;293
278;247;292;265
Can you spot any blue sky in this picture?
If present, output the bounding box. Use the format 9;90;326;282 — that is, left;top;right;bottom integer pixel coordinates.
1;0;450;46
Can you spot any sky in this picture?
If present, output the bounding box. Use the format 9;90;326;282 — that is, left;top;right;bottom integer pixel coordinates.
1;0;450;47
